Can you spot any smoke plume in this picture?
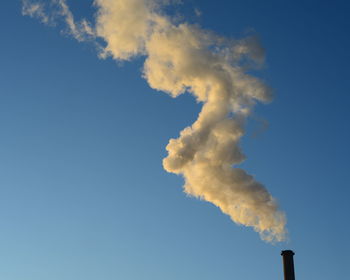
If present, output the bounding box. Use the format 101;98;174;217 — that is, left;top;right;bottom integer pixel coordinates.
22;0;287;242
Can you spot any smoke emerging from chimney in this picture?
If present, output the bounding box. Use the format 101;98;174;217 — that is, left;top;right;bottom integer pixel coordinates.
22;0;287;242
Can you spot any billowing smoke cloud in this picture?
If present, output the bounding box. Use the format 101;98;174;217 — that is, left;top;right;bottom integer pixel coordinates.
22;0;287;242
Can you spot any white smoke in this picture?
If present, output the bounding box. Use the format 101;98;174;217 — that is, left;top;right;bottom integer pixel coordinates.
22;0;287;242
22;0;50;24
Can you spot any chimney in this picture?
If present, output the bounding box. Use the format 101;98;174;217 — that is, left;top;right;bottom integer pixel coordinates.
281;250;295;280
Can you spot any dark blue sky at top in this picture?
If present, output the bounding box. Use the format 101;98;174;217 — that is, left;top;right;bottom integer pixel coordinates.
0;0;349;279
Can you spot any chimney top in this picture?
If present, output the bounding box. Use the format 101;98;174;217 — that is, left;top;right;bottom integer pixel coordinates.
281;250;295;256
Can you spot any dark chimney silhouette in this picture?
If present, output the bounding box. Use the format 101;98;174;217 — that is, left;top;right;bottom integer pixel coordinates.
281;250;295;280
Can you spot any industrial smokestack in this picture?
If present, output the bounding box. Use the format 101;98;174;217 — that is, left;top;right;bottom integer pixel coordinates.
281;250;295;280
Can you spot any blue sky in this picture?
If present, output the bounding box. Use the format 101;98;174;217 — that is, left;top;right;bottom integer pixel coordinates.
0;0;349;279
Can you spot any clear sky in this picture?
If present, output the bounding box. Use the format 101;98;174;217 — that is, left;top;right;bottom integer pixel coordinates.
1;0;350;279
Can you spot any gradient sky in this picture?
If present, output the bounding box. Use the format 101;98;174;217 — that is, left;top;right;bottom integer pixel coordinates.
1;0;350;279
